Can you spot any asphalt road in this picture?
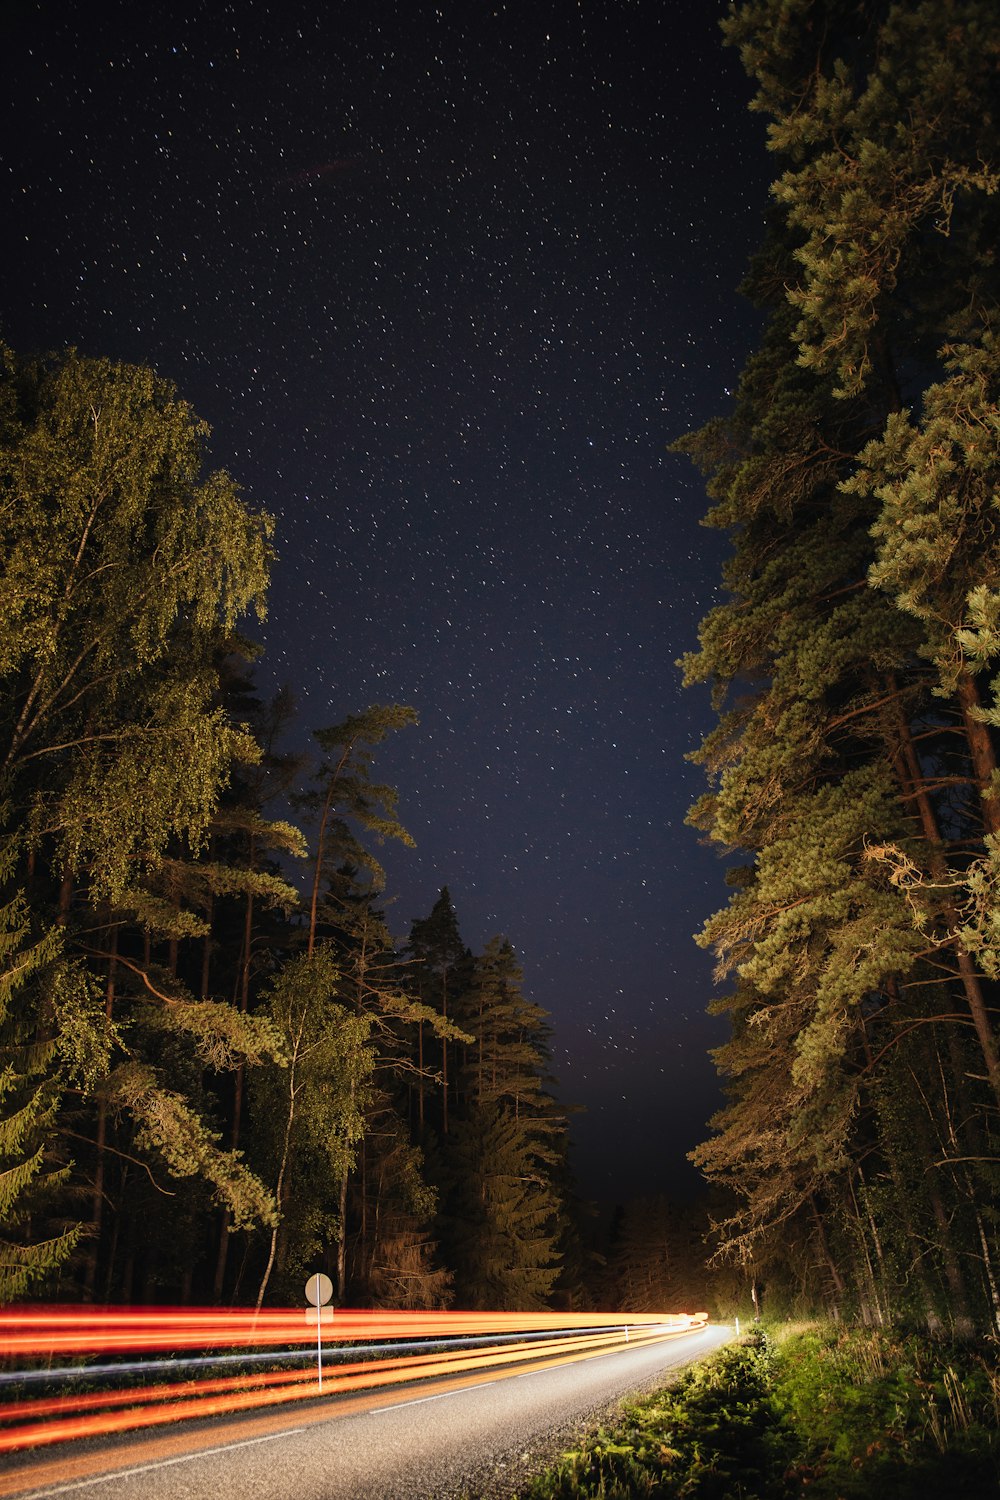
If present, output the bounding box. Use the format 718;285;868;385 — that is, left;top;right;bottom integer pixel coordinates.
2;1324;730;1500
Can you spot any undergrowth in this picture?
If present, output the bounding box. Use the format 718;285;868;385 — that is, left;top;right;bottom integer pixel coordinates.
514;1325;1000;1499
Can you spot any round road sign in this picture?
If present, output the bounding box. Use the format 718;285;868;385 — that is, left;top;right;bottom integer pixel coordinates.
304;1272;334;1306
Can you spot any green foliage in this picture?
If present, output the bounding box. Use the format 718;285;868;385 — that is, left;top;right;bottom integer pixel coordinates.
301;705;418;935
725;1;1000;399
0;876;82;1298
0;347;273;899
248;950;374;1300
110;1062;276;1231
0;347;281;1286
770;1326;1000;1497
519;1328;1000;1500
0;340;575;1310
460;936;562;1131
676;0;1000;1326
521;1332;790;1500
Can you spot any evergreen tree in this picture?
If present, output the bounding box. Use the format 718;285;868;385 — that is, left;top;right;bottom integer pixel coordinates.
297;705;417;957
444;1103;562;1310
438;935;567;1309
604;1196;710;1315
680;0;1000;1326
313;873;466;1303
406;886;472;1137
0;867;87;1298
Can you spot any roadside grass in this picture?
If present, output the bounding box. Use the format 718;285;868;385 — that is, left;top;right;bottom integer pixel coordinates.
514;1324;1000;1498
772;1323;1000;1498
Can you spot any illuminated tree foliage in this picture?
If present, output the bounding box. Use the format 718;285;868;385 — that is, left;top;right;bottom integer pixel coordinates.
0;348;279;1295
0;349;575;1306
681;0;1000;1329
249;951;372;1308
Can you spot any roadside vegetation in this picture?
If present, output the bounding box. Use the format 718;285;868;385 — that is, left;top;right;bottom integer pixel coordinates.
515;1326;1000;1499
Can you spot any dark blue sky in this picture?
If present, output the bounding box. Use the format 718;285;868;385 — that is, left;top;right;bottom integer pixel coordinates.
2;0;771;1201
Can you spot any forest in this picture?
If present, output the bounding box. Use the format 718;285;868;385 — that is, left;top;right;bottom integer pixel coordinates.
0;343;713;1317
678;0;1000;1332
4;0;1000;1336
0;350;582;1309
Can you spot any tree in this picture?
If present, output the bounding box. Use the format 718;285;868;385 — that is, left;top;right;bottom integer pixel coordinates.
444;1103;562;1310
298;705;417;958
249;951;372;1307
406;887;472;1136
678;0;1000;1326
459;937;563;1132
0;347;273;894
0;869;92;1299
0;347;280;1286
604;1196;710;1314
313;874;467;1302
437;936;568;1309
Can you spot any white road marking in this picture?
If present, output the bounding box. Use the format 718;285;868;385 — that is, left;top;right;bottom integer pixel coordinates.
15;1428;307;1499
13;1328;722;1497
373;1382;501;1414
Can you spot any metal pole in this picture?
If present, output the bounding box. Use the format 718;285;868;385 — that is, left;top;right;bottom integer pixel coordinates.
317;1307;323;1389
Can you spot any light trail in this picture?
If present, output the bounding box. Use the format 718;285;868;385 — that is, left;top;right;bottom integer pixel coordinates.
0;1306;708;1455
0;1325;635;1390
0;1307;701;1357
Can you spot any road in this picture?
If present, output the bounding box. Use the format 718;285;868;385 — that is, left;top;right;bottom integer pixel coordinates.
0;1324;729;1500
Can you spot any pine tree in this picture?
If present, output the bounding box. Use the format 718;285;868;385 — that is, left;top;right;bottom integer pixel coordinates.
679;0;1000;1324
438;936;567;1309
406;887;472;1136
297;705;417;958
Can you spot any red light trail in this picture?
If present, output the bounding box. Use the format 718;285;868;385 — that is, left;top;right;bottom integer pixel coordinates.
0;1306;708;1455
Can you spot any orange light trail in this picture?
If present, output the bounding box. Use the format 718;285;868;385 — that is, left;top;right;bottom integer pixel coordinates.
0;1306;701;1357
0;1306;708;1455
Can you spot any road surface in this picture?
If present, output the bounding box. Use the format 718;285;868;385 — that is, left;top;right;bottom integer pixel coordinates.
0;1324;729;1500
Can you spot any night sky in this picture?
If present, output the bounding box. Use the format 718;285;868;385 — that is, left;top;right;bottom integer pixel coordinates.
2;1;772;1203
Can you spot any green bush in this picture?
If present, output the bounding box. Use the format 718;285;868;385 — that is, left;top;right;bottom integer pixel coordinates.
521;1330;792;1499
517;1326;1000;1499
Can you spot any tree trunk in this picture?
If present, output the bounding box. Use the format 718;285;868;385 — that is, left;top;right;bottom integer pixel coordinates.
214;873;256;1302
955;670;1000;837
83;919;118;1299
808;1194;845;1314
889;696;1000;1102
255;1027;302;1312
336;1161;349;1304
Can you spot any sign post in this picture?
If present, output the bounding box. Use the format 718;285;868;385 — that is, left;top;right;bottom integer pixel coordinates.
304;1272;334;1389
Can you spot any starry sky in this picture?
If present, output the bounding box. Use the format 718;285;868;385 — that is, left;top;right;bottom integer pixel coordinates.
2;0;772;1203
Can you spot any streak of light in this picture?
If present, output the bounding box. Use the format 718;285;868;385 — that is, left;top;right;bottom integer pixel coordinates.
0;1326;619;1390
0;1307;702;1358
0;1307;708;1456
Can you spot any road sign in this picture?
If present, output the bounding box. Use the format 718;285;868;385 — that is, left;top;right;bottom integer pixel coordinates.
305;1272;333;1306
305;1273;334;1390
